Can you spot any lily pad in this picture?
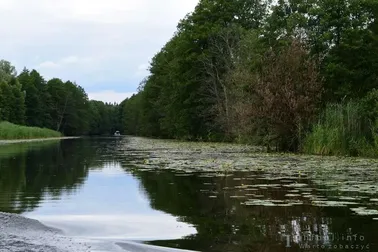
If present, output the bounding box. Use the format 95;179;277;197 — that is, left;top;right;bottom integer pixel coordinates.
351;207;378;216
230;195;245;199
244;200;276;207
288;190;300;193
312;201;359;207
283;183;308;188
338;196;360;201
285;194;301;197
302;195;313;198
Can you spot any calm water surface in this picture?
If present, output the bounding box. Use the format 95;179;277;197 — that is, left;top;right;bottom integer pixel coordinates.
0;137;377;251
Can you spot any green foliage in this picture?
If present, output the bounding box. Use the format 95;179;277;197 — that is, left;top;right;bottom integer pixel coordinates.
119;0;378;157
18;69;52;127
121;0;272;141
0;60;121;138
2;0;375;156
303;100;377;157
0;60;17;83
265;0;378;101
88;100;120;135
120;94;143;136
0;121;62;140
0;61;25;125
46;78;89;135
361;88;378;151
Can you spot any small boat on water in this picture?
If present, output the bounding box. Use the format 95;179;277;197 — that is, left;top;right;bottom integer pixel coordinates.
114;131;121;136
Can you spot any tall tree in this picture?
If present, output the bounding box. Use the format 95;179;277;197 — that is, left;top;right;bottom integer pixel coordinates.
0;60;25;124
18;69;51;127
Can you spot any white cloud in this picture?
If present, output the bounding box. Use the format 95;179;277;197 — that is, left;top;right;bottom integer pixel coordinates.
36;56;94;70
0;0;13;10
0;0;199;93
60;56;80;64
88;90;136;103
135;63;150;77
137;64;149;71
37;61;59;69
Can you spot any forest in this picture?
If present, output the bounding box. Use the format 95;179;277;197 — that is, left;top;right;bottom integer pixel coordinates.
0;60;121;137
119;0;378;157
1;0;378;156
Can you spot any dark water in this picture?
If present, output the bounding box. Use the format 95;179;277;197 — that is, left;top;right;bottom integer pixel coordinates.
0;137;377;252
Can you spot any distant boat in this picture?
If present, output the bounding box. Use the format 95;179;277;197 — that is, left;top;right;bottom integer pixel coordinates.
114;131;121;136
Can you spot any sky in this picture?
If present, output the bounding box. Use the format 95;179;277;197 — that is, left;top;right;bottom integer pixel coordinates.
0;0;199;103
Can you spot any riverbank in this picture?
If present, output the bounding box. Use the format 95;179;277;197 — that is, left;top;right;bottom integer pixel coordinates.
0;136;80;145
0;211;198;252
0;121;62;140
0;212;90;252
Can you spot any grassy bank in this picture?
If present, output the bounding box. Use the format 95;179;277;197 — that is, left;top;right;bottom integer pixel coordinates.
0;121;62;140
303;100;378;157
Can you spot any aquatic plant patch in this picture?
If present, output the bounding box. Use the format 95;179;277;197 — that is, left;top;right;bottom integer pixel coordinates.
120;136;378;214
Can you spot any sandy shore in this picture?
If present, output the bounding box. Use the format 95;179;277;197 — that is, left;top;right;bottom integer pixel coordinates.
0;137;80;145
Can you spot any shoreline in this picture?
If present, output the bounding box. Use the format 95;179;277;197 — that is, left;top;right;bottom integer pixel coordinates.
0;212;90;252
0;136;80;145
0;211;198;252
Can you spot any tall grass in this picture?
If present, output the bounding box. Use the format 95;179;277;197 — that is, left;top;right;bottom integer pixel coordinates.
303;101;377;157
0;121;62;140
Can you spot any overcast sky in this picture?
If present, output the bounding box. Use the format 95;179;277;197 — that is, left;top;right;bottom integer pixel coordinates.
0;0;199;103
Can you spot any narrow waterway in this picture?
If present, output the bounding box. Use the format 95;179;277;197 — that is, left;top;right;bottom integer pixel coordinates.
0;136;377;251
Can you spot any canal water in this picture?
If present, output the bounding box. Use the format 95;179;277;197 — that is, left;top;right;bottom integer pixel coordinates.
0;137;377;251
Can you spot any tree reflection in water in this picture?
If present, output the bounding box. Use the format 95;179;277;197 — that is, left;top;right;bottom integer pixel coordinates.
0;137;377;252
129;169;377;252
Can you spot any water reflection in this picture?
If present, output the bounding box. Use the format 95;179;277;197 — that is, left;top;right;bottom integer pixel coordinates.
0;137;377;252
128;168;378;251
0;139;92;213
26;160;196;241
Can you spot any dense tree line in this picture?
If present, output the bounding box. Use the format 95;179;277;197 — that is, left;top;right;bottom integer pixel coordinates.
120;0;378;155
0;60;121;136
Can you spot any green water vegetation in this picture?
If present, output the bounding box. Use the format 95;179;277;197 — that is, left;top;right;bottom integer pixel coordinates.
123;136;378;226
304;91;378;157
118;0;378;157
0;121;62;140
0;60;121;138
